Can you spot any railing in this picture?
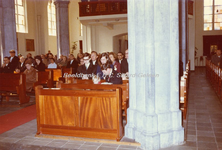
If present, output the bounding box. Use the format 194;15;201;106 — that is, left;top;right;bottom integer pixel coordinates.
79;1;127;17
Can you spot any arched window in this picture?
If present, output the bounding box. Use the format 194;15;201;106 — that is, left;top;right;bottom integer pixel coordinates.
15;0;27;33
48;1;56;36
204;0;222;31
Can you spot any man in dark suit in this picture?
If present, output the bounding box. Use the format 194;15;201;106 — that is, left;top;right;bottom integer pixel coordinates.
9;50;19;72
212;49;221;66
67;54;78;74
101;63;122;84
1;57;14;73
90;51;98;75
77;53;94;79
15;56;26;73
121;49;128;74
117;52;124;64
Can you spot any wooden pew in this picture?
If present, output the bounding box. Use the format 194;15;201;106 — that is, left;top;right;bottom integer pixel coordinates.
35;85;124;141
46;69;62;82
0;73;29;104
58;82;129;123
33;70;54;88
180;76;187;123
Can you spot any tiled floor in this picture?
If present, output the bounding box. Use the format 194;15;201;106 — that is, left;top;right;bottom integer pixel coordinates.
1;67;222;150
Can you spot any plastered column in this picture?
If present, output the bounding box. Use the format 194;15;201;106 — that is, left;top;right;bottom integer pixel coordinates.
125;0;184;149
1;0;17;57
54;0;70;57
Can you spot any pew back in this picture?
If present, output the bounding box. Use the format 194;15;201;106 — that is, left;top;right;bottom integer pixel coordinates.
34;70;53;88
0;73;29;104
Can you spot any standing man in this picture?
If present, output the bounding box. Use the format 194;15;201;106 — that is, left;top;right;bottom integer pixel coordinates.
9;50;19;72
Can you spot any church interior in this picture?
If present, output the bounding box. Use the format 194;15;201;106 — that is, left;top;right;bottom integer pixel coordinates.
1;0;222;149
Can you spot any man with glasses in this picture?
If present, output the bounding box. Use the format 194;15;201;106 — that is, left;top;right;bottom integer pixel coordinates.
77;53;93;79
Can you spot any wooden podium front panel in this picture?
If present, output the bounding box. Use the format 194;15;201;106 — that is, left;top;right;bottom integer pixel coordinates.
79;97;117;129
39;95;78;126
35;87;123;141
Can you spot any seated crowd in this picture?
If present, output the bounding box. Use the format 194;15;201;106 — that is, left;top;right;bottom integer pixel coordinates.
0;49;129;91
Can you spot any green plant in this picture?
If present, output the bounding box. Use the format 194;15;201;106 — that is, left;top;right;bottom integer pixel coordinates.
71;41;78;54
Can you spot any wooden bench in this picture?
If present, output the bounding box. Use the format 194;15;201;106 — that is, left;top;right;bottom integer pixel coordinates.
57;82;129;123
180;76;187;124
0;73;29;104
179;60;190;126
33;70;54;88
46;68;73;85
35;85;124;141
46;69;62;82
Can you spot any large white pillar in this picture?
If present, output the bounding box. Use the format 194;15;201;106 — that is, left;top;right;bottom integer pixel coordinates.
125;0;184;149
54;0;70;57
1;0;17;57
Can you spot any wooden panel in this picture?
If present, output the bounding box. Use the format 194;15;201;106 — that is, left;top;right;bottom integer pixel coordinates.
39;95;77;126
46;69;62;81
79;97;117;129
35;86;123;141
0;73;20;91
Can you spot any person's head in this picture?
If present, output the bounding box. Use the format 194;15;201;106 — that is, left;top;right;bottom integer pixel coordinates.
91;51;98;61
59;55;63;60
49;58;55;64
100;52;110;65
109;52;117;63
25;60;32;70
27;53;32;58
216;49;222;56
62;56;67;62
80;58;84;65
3;57;10;64
35;55;42;65
9;50;16;57
20;56;25;63
77;53;83;59
41;54;46;59
92;75;101;84
117;52;124;60
83;53;91;65
48;50;51;53
125;49;128;59
101;63;112;76
69;54;74;60
18;53;22;59
48;53;53;59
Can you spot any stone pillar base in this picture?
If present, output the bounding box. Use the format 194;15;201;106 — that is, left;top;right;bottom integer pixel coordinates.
125;109;184;149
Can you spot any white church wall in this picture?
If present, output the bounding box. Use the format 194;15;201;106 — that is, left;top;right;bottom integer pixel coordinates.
92;23;128;54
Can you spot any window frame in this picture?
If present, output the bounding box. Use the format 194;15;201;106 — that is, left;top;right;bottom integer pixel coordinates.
15;0;28;33
47;1;57;36
204;0;222;31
